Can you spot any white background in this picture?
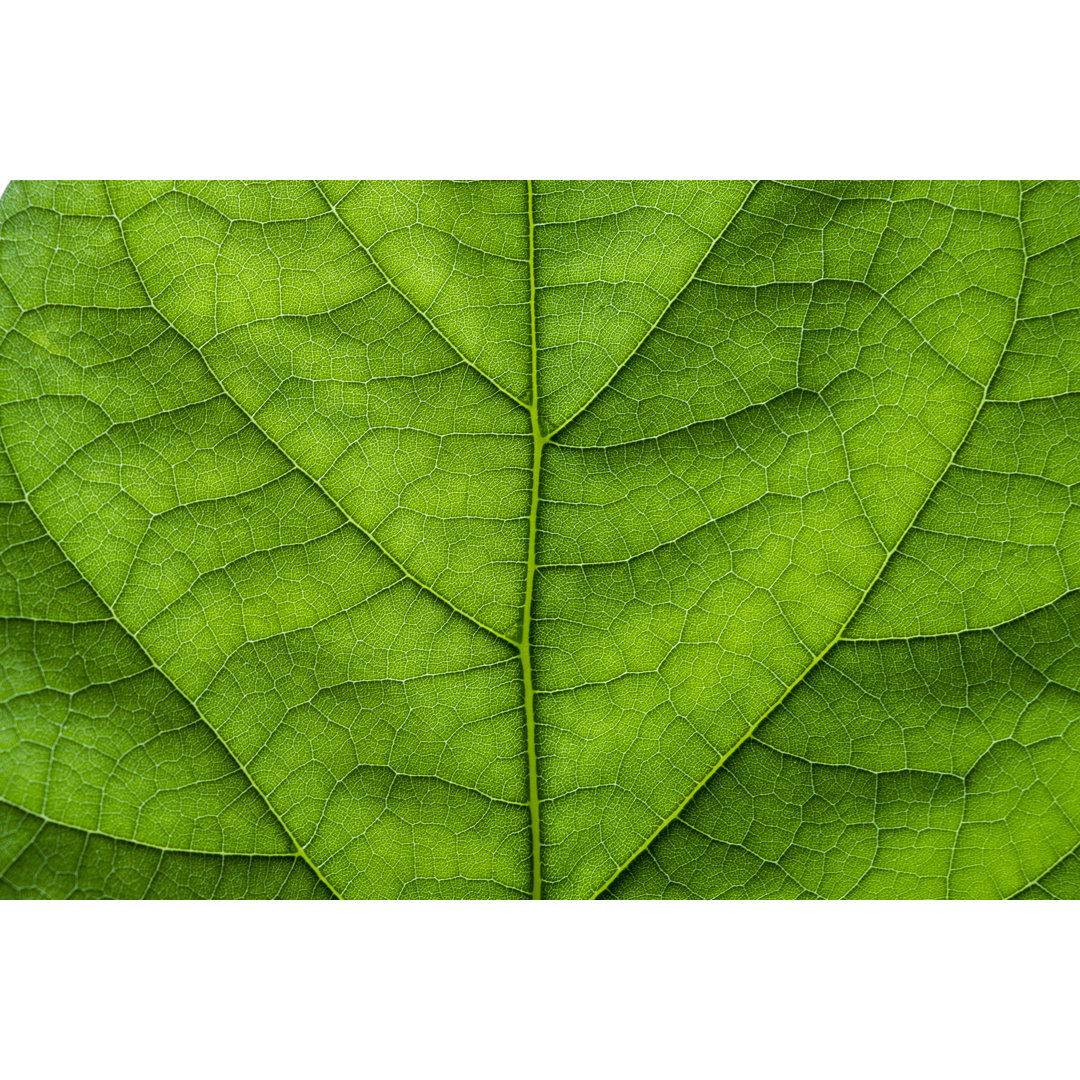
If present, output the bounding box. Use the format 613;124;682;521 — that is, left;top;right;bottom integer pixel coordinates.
2;1;1079;1076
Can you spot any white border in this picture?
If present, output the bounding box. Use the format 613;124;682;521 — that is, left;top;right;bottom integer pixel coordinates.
2;0;1078;176
2;902;1078;1078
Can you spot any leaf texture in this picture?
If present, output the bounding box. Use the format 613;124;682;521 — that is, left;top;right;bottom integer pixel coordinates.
1;180;1078;899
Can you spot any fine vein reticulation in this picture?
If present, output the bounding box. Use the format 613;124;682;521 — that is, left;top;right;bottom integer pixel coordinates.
1;181;1078;900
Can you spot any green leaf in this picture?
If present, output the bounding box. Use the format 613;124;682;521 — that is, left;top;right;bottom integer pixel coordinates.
1;180;1078;900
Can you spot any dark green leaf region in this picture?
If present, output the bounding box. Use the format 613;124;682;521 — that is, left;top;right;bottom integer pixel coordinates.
2;181;1078;899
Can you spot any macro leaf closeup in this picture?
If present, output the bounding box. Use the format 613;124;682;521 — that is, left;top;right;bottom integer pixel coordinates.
1;179;1078;900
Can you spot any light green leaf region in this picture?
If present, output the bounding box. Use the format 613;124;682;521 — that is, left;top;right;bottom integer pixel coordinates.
1;180;1078;900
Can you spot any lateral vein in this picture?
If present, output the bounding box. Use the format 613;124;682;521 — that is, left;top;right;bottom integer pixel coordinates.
589;205;1026;899
101;184;520;652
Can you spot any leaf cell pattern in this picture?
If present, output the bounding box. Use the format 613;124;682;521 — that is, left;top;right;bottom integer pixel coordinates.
1;180;1078;899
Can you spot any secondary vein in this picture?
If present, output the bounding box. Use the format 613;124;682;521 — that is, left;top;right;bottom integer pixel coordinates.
543;181;758;445
311;181;532;412
588;193;1028;900
101;185;519;653
3;475;342;899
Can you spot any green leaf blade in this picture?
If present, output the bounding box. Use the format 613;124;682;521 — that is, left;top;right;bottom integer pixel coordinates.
2;180;1077;898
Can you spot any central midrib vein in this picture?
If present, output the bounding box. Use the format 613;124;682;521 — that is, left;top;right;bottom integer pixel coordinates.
522;180;543;899
516;183;757;898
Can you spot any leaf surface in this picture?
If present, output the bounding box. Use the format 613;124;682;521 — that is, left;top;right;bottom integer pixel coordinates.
1;180;1078;899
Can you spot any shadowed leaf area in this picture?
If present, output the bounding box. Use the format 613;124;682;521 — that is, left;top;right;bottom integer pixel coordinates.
1;180;1078;899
